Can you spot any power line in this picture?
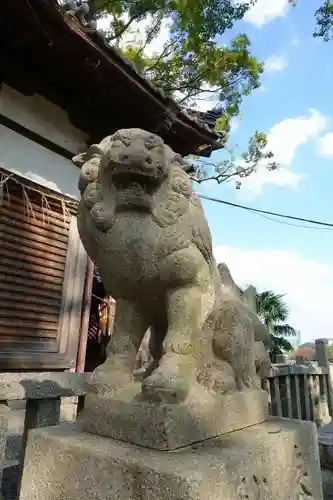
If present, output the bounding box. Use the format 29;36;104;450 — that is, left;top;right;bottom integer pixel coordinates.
250;211;333;231
198;193;333;229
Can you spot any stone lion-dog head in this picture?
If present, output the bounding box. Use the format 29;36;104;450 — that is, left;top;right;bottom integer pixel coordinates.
73;128;194;231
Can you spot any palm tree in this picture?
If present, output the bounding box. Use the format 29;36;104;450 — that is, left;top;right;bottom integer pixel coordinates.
244;288;297;361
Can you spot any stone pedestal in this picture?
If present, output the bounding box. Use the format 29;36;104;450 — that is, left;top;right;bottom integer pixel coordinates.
19;418;323;500
82;383;268;450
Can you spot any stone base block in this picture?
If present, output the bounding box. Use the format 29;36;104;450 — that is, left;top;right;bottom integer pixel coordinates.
318;421;333;469
81;382;268;450
19;418;323;500
0;405;10;483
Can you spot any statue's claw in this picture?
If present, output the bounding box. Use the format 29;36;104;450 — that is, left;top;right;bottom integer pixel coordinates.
141;353;194;404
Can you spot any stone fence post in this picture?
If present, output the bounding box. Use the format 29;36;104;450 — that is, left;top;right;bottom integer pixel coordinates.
316;339;333;418
316;339;330;368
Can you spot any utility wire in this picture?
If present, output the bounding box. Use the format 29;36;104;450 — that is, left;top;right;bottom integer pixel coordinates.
198;193;333;229
250;210;333;231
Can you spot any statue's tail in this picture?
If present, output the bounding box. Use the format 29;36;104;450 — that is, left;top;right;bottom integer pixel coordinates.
217;262;270;349
217;262;243;300
253;317;270;349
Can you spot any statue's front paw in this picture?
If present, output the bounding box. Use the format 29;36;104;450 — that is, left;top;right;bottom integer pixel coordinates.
141;354;194;404
90;357;133;395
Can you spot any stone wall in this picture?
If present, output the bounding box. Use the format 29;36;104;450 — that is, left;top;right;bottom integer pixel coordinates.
0;372;88;500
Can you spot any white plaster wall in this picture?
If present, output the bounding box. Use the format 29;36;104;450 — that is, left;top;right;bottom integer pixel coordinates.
0;84;88;154
0;124;80;200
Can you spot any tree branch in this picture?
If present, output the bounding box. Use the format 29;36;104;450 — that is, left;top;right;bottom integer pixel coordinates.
144;35;183;73
135;13;163;58
107;12;144;41
166;73;244;98
190;162;257;184
162;52;232;93
177;86;222;104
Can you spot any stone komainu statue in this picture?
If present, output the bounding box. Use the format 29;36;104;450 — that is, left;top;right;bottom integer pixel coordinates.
73;128;270;403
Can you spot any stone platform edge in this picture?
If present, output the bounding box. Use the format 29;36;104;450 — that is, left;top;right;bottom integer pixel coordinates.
19;418;323;500
81;383;268;450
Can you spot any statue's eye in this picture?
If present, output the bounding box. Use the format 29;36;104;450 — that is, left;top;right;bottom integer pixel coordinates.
119;136;131;147
145;136;162;150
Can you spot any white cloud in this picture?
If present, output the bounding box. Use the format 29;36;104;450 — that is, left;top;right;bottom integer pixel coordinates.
266;109;328;166
238;168;304;199
244;0;290;27
265;55;287;73
318;132;333;158
238;109;328;197
213;245;333;343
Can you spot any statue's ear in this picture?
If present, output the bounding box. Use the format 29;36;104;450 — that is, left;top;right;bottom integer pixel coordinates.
72;144;103;168
167;152;194;176
72;151;89;168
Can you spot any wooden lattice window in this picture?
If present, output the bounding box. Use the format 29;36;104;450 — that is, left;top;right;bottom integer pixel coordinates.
0;169;87;370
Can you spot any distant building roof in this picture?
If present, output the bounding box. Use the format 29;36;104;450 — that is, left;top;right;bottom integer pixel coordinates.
291;342;316;361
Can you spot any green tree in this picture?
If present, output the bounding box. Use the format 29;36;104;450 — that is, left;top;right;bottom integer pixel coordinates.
290;1;333;41
85;0;278;187
314;1;333;40
245;289;297;361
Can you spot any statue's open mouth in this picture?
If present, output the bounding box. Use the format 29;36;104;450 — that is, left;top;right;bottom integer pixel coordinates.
112;171;160;194
112;171;160;211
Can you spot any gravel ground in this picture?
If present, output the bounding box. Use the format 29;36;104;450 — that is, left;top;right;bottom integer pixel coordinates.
322;468;333;499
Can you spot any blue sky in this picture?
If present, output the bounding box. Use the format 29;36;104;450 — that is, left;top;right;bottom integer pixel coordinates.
200;0;333;344
98;1;333;343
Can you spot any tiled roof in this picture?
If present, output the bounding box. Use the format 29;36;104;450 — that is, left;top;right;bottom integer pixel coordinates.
1;0;224;157
60;0;225;141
